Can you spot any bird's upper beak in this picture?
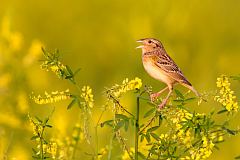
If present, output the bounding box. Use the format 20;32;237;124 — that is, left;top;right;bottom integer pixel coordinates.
136;39;144;49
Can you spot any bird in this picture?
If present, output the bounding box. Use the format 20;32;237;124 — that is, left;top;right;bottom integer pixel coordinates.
136;38;200;109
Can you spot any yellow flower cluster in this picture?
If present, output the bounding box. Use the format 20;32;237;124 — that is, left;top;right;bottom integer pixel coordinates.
41;61;67;79
28;114;58;159
28;114;42;138
97;147;108;160
31;89;71;104
71;123;84;146
168;108;194;148
210;131;224;142
214;75;238;112
121;147;134;160
81;86;94;108
1;16;23;51
164;107;217;159
41;141;57;159
159;133;170;143
182;136;214;160
113;77;142;98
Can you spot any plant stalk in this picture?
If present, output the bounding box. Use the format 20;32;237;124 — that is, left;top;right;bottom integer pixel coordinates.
135;96;140;160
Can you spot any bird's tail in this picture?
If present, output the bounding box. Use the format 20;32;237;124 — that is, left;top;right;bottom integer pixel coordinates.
181;83;207;102
182;83;201;97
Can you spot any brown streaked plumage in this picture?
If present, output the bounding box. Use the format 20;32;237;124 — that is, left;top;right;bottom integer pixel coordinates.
136;38;200;109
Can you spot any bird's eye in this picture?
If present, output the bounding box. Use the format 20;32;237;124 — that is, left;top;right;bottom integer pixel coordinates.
148;40;152;43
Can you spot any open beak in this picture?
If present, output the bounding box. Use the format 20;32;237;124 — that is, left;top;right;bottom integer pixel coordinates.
136;39;144;49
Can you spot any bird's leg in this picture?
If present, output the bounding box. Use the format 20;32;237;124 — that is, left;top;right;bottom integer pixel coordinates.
158;87;173;110
150;86;168;102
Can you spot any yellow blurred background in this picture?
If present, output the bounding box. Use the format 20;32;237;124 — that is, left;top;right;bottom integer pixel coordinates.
0;0;240;159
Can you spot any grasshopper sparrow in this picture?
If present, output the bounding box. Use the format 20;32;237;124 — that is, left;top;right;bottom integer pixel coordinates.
136;38;200;109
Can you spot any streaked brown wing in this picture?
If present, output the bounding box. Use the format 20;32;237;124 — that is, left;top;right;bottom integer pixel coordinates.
152;52;192;86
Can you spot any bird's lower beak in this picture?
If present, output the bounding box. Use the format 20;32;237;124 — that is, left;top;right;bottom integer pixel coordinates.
136;39;144;49
136;45;144;49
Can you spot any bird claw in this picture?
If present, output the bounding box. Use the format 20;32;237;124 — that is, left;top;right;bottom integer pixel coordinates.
157;99;167;111
150;93;160;102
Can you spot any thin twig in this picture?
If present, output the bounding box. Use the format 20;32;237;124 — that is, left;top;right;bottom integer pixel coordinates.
116;131;134;160
139;115;158;134
95;110;105;158
109;94;135;117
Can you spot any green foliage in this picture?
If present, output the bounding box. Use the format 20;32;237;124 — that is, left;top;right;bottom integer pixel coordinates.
27;49;240;160
28;113;55;159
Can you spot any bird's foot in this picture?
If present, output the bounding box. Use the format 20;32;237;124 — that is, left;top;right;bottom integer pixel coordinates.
150;92;160;102
157;99;167;111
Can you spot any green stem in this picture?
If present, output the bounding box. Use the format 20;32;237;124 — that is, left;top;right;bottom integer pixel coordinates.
135;96;140;160
39;126;45;160
40;136;43;160
107;134;114;160
95;110;104;158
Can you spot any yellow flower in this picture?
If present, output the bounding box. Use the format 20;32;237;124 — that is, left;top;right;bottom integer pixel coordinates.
218;136;223;142
188;134;214;160
97;147;108;160
40;54;67;79
215;75;238;112
46;141;57;159
28;114;43;137
110;77;142;98
31;89;71;104
23;40;43;66
1;16;23;51
121;147;134;160
159;133;168;139
81;85;94;108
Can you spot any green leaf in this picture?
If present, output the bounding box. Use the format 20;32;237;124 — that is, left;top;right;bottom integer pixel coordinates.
159;115;163;126
32;155;40;159
140;134;145;142
76;98;81;108
230;75;240;81
114;120;125;131
147;126;159;133
138;152;146;159
150;132;159;140
145;133;151;142
32;148;38;154
173;99;185;102
35;116;42;123
74;68;81;76
31;135;39;140
46;124;52;128
147;102;157;107
225;128;236;135
175;89;184;99
66;65;73;76
217;109;228;114
210;111;215;115
41;47;47;57
124;120;129;131
185;97;196;101
144;108;155;118
115;114;129;120
65;75;73;79
67;98;77;110
101;120;114;127
44;117;49;124
235;155;240;159
130;118;135;126
139;124;145;129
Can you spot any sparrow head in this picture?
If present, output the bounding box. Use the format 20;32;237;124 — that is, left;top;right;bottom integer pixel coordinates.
136;38;163;51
